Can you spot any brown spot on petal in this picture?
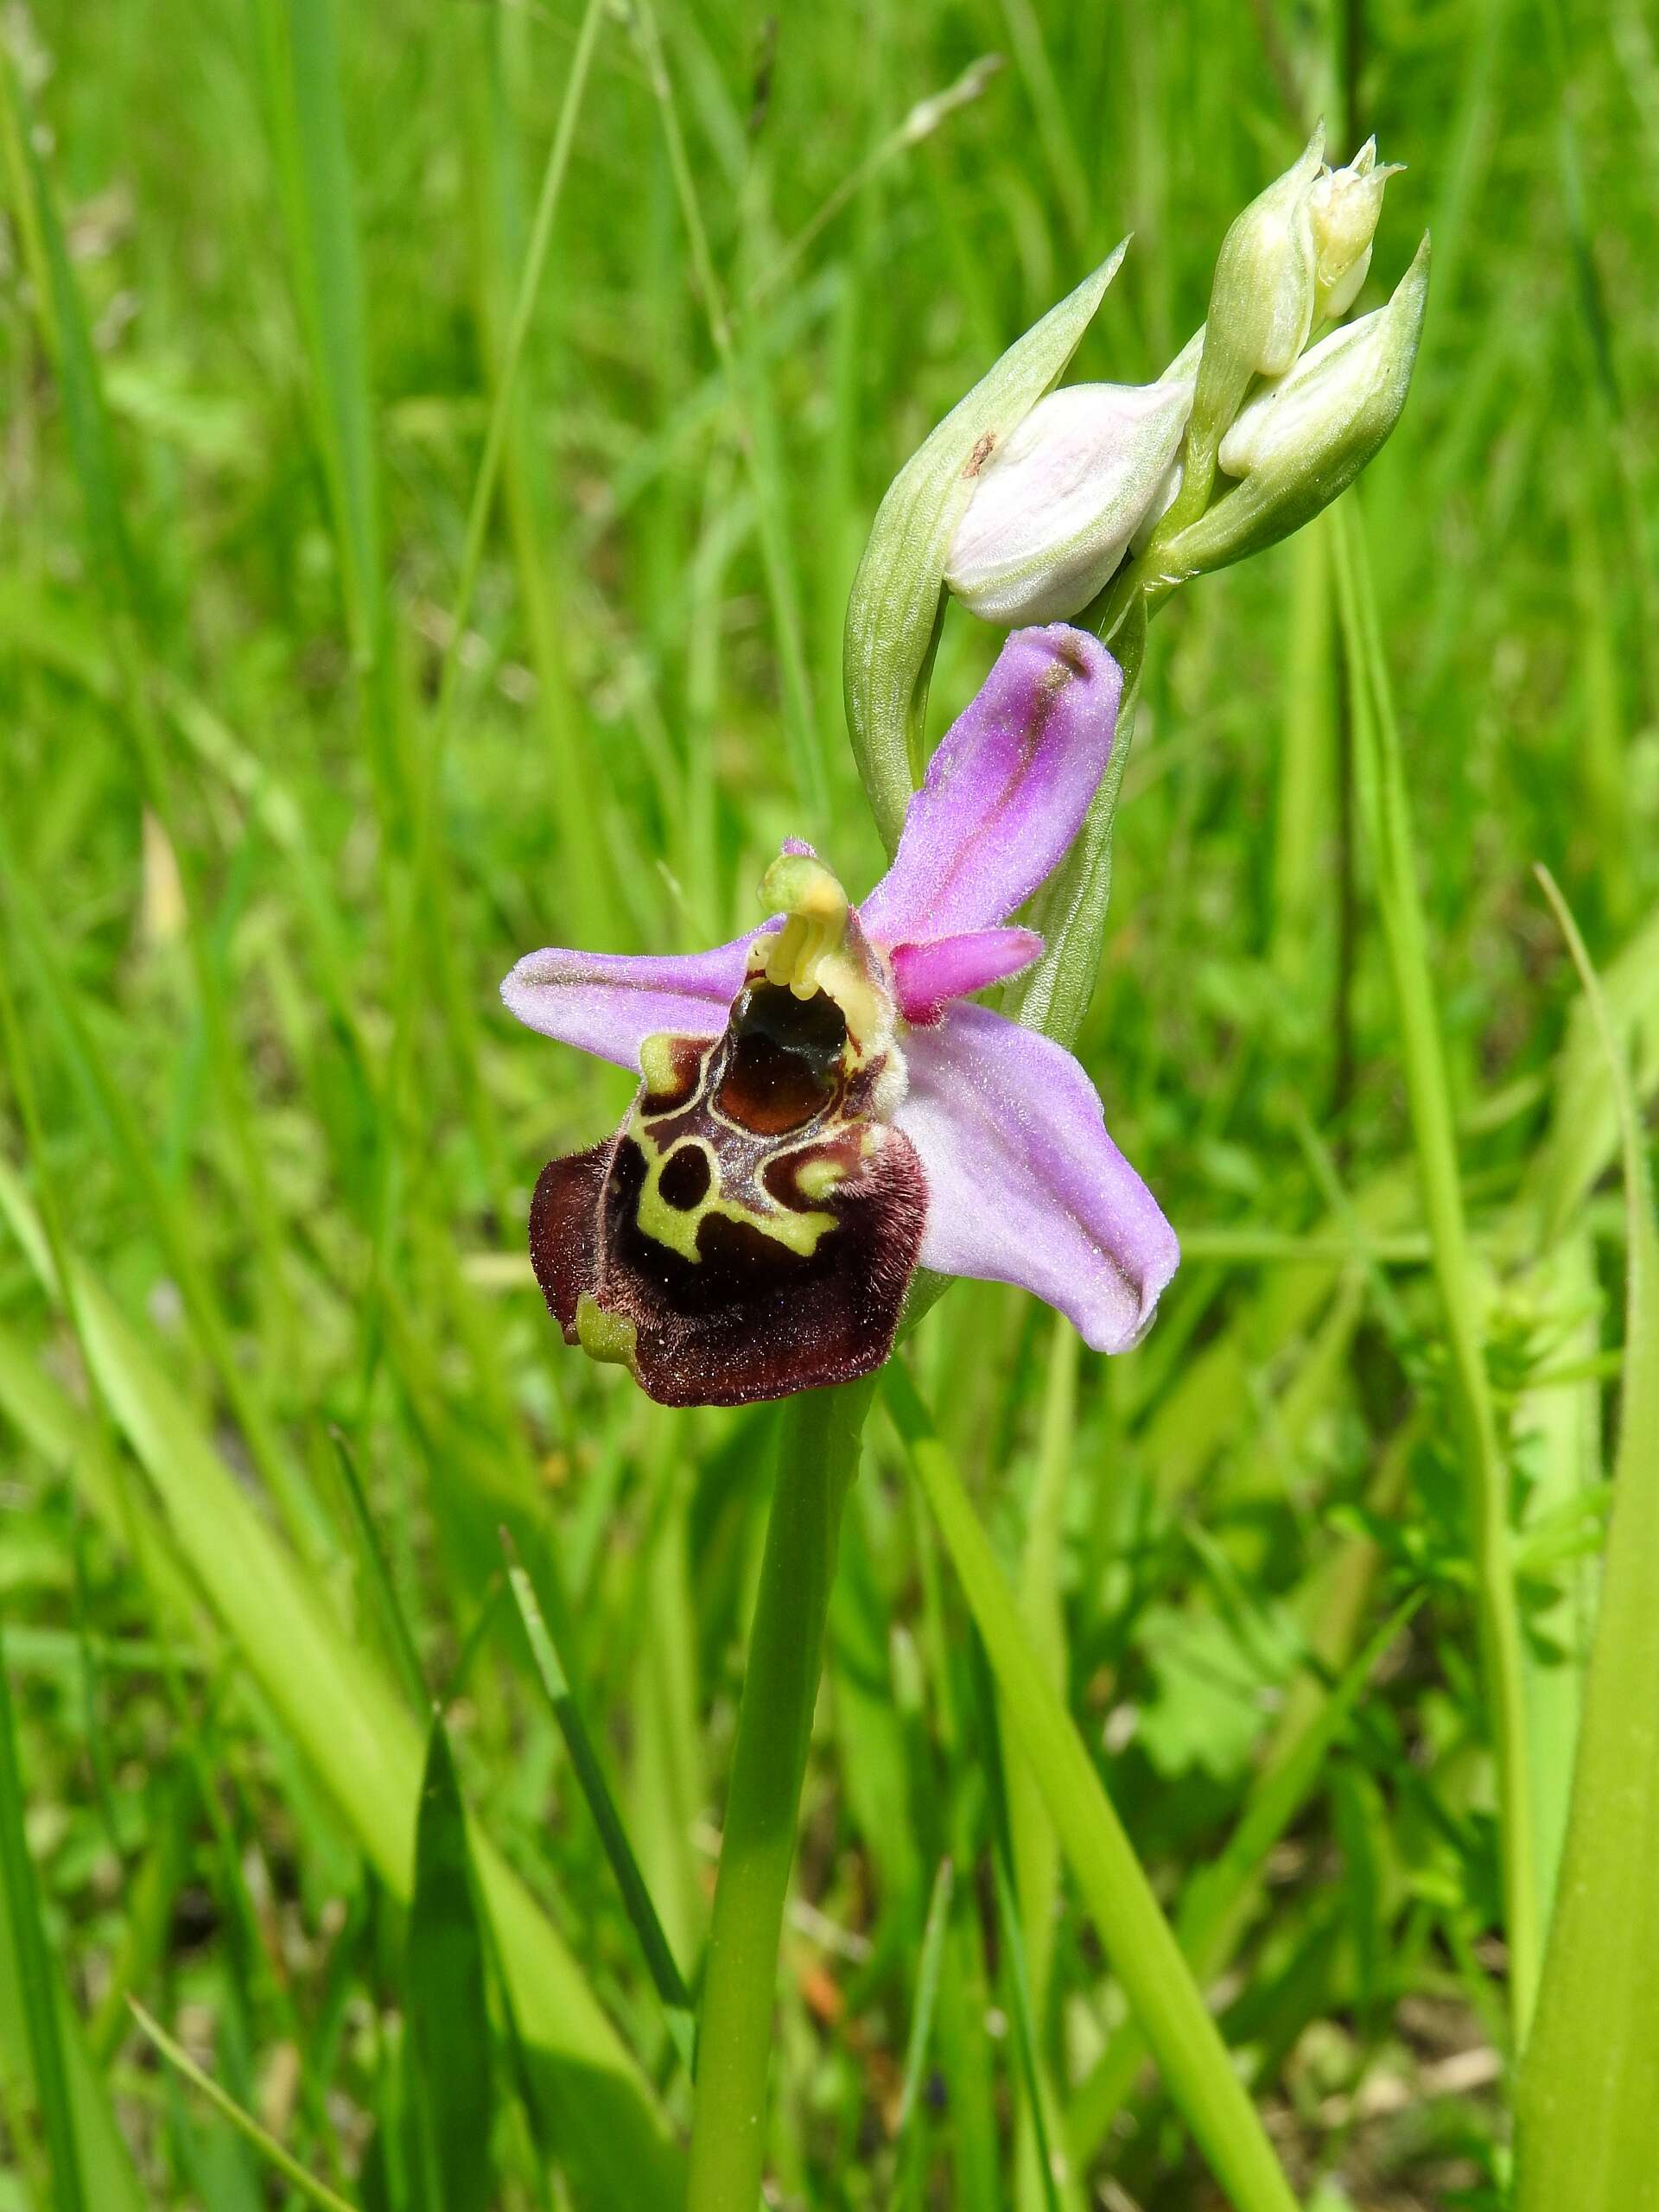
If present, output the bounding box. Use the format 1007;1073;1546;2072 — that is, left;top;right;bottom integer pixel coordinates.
658;1142;712;1211
964;431;996;478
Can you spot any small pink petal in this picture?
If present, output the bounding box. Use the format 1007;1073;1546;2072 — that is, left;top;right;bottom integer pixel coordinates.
890;928;1043;1025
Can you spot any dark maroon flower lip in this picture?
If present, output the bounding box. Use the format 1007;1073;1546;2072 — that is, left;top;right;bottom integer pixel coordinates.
505;625;1181;1406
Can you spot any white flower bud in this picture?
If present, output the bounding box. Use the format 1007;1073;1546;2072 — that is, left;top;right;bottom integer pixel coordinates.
1159;235;1429;578
944;378;1193;625
1307;137;1404;321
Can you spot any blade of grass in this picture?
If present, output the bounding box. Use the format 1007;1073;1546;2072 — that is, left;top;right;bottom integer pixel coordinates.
327;1428;429;1713
505;1557;696;2072
894;1857;957;2137
128;2001;357;2212
1515;871;1659;2212
966;1638;1065;2212
0;845;324;1559
882;1362;1302;2212
456;3;617;945
0;1619;88;2212
408;1714;496;2212
1330;490;1540;2038
373;0;608;1267
249;0;383;671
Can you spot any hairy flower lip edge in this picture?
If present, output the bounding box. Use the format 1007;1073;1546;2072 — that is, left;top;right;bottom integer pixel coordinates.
502;626;1180;1402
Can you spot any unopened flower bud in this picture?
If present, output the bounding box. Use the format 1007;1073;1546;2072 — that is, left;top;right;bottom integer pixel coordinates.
1177;127;1325;517
1158;234;1429;578
1204;135;1323;381
1308;137;1404;321
944;378;1192;625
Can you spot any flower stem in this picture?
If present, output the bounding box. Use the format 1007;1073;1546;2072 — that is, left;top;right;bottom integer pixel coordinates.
685;1376;874;2212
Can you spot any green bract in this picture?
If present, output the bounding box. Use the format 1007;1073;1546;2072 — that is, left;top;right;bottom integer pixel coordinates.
843;239;1127;852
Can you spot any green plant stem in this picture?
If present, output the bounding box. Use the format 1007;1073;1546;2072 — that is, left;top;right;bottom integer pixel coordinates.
685;1378;874;2212
1330;494;1539;2038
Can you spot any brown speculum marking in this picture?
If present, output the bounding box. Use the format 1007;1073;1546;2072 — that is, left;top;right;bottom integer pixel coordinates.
529;978;925;1406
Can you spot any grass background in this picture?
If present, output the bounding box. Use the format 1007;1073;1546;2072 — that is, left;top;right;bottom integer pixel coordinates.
2;0;1656;2205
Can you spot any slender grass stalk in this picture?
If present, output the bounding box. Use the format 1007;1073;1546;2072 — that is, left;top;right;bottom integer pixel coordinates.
686;1378;874;2212
894;1856;956;2136
1329;494;1540;2038
884;1364;1303;2212
1065;1591;1423;2164
128;2003;354;2212
506;1560;696;2073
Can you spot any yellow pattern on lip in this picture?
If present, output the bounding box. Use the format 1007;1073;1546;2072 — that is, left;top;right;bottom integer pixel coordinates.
628;1117;836;1264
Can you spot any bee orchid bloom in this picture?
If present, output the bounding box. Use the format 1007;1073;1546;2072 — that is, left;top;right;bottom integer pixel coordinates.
503;624;1179;1406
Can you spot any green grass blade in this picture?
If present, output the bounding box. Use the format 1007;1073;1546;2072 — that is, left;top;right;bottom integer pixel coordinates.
895;1856;956;2137
408;1714;497;2212
0;1620;88;2212
1;851;325;1560
128;2001;356;2212
1;47;134;613
1330;491;1540;2037
1516;873;1659;2211
882;1363;1302;2212
328;1429;429;1713
505;1560;696;2070
966;1638;1065;2212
